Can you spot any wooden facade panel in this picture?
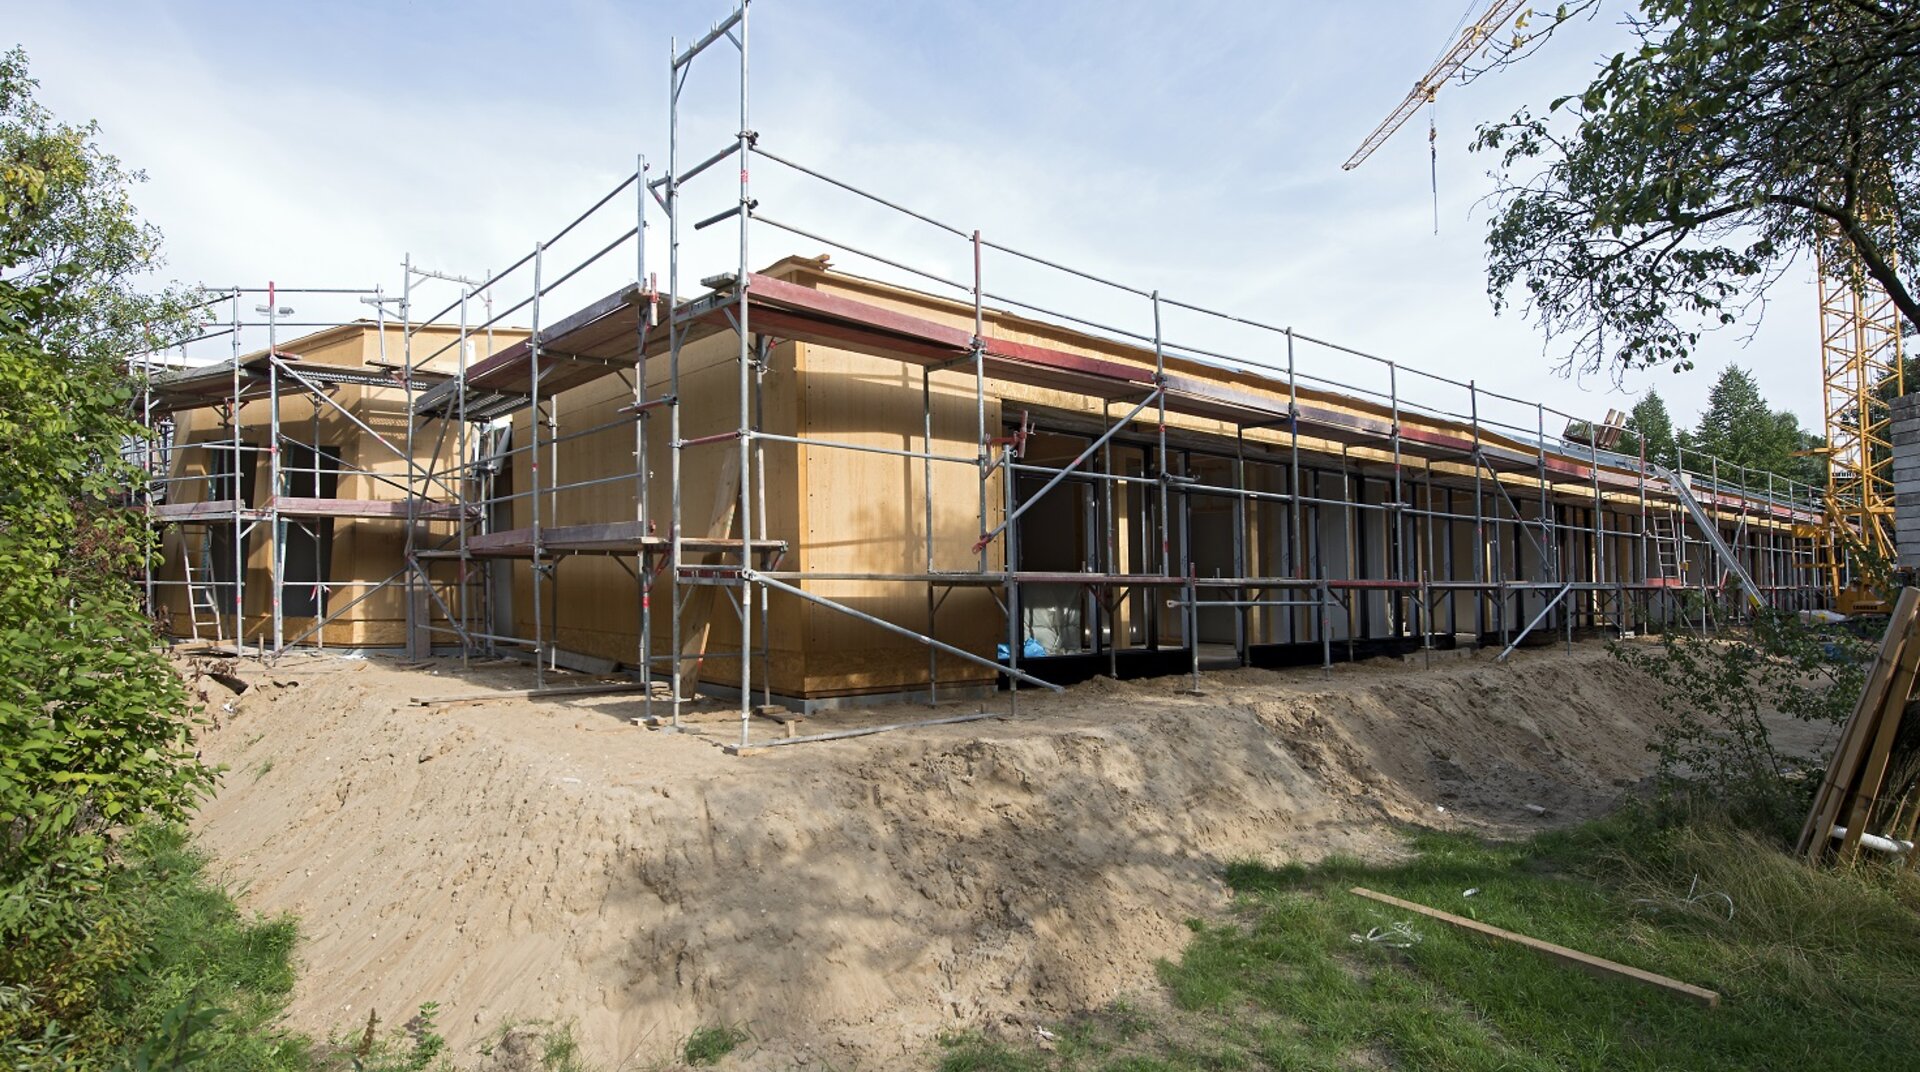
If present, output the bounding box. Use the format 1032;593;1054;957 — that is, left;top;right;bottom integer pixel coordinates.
501;332;808;695
795;342;1004;694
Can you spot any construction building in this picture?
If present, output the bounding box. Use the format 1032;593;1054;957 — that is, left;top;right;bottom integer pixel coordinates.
137;2;1831;749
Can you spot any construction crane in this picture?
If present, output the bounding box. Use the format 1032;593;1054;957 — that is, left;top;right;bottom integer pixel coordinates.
1815;257;1904;614
1342;0;1531;174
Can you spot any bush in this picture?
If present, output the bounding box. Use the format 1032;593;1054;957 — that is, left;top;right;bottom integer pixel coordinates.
1610;609;1869;839
1;47;217;1064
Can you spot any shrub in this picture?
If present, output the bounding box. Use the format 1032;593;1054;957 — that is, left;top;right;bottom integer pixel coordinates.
1610;609;1868;838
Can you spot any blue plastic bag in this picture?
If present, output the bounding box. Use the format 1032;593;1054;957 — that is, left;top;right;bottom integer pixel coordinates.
996;638;1049;661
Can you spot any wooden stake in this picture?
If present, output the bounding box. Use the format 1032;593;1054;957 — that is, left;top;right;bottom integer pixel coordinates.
1839;619;1920;862
680;450;741;679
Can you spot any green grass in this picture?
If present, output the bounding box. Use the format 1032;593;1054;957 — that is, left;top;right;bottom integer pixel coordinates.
940;813;1920;1071
684;1023;751;1066
3;826;517;1072
33;823;314;1071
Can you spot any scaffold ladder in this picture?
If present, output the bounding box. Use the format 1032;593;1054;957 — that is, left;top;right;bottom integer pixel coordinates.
180;529;223;642
1648;505;1685;584
1651;465;1765;610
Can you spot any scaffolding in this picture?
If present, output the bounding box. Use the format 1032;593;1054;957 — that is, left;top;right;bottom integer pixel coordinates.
139;1;1834;752
137;283;454;654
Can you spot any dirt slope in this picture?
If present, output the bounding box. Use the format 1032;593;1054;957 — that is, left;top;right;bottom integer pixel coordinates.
188;644;1664;1069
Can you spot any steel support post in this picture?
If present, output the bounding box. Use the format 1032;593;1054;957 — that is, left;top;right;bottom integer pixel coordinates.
529;243;547;688
736;3;755;749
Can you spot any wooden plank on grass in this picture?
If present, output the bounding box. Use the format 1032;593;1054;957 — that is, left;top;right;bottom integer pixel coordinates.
408;682;653;706
1348;887;1721;1008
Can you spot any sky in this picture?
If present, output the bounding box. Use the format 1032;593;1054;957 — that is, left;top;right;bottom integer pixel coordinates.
9;0;1830;441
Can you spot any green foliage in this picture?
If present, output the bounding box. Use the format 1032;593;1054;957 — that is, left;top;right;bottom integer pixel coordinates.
936;1034;1044;1072
1616;387;1676;463
951;815;1920;1071
384;1003;445;1072
1678;365;1824;486
1610;610;1866;838
1475;1;1920;377
0;48;194;371
683;1023;750;1066
0;825;307;1071
470;1021;596;1072
0;46;215;1064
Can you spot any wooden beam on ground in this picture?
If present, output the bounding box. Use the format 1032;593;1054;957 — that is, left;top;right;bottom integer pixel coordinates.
408;682;653;707
1348;887;1721;1008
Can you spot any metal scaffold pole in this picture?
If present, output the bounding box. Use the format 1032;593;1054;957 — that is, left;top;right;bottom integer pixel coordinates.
530;242;547;689
735;0;755;750
268;297;283;653
666;32;684;729
635;155;654;723
229;286;244;652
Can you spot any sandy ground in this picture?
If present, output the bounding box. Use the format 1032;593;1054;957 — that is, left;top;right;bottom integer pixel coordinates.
186;641;1676;1069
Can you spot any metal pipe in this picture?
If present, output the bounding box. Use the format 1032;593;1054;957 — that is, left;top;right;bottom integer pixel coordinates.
743;711;1004;750
974;389;1162;552
1497;582;1574;661
635;155;654;722
736;1;754;751
529;243;547;687
268;304;283;652
667;30;686;728
747;570;1062;691
230;286;244;651
674;6;745;69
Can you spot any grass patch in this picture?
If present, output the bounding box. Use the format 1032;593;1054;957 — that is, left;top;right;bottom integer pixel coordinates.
954;813;1920;1071
683;1023;751;1066
0;823;314;1070
471;1019;596;1072
937;1032;1046;1072
4;825;540;1071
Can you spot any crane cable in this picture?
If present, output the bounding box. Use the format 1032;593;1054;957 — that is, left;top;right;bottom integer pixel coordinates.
1429;95;1440;235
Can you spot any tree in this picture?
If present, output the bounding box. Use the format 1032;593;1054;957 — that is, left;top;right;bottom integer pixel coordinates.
1618;386;1677;463
1678;365;1824;485
1476;1;1920;377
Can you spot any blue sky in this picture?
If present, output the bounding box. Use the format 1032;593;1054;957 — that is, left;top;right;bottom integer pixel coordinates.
11;1;1826;439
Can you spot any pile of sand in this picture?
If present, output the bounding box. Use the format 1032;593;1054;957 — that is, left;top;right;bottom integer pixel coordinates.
187;644;1666;1068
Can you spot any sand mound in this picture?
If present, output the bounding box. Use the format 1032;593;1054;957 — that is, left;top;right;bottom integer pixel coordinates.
187;644;1664;1068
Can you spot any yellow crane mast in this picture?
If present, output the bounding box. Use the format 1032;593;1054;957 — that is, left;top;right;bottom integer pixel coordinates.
1815;258;1904;613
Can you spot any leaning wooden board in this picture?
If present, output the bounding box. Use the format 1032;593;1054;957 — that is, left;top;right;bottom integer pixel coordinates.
1349;887;1720;1007
1797;587;1920;860
1839;610;1920;861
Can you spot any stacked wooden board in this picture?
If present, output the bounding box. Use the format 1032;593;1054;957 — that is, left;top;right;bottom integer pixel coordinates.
1798;587;1920;864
